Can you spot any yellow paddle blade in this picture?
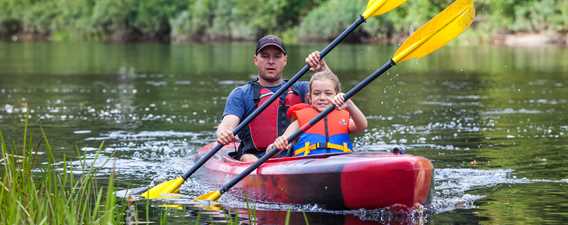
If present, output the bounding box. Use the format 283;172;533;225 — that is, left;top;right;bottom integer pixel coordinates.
159;204;184;210
141;177;184;199
193;200;224;211
194;190;222;202
362;0;407;19
392;0;475;63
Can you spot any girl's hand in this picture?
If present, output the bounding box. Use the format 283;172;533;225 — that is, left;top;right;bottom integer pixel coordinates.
272;136;291;150
305;51;328;72
332;93;353;110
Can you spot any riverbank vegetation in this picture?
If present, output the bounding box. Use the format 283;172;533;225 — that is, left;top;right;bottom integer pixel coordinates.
0;126;122;224
1;0;566;44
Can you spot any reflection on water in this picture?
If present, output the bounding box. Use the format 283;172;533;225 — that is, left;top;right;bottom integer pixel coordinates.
123;195;429;225
1;42;567;224
124;200;246;225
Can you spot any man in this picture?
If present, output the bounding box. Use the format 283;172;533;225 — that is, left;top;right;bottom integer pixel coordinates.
216;35;309;162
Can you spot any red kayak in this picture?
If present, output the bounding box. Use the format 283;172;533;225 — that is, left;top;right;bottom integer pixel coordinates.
196;143;433;210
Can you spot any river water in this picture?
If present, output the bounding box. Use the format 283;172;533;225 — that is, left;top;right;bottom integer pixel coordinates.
0;42;567;224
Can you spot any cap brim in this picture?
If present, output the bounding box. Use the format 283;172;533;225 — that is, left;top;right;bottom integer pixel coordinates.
256;43;286;55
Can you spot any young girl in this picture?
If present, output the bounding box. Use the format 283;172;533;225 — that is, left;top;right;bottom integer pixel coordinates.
269;52;367;156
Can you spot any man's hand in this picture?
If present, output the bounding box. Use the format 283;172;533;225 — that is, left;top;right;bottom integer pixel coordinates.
305;51;329;72
216;115;240;145
216;128;236;145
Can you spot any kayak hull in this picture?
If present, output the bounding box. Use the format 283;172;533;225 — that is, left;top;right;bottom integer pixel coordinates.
197;143;433;209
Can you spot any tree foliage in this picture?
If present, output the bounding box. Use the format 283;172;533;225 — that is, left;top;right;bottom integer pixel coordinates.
0;0;565;42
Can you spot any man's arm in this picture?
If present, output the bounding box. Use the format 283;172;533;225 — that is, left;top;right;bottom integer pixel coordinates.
217;86;246;145
216;115;240;145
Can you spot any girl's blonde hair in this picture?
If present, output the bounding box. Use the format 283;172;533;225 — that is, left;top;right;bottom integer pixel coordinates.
309;70;342;94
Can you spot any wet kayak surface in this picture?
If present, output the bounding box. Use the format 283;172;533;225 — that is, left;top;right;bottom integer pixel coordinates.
194;143;432;209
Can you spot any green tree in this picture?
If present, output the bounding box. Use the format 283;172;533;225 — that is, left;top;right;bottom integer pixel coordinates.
298;0;365;41
1;0;567;43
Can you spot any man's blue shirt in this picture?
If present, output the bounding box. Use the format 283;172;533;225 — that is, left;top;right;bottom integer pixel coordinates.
223;81;309;120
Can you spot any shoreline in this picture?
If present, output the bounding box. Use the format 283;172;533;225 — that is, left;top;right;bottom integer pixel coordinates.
492;33;568;47
2;32;567;47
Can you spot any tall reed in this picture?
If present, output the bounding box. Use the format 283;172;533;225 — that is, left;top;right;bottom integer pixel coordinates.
0;125;120;225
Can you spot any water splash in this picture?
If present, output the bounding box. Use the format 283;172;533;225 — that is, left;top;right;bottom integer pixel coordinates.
481;108;543;115
85;130;207;141
431;168;568;213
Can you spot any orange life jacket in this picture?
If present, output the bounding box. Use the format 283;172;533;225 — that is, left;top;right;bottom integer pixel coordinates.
290;104;352;156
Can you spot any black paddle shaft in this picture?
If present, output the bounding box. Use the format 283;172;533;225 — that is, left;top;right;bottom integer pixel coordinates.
220;59;396;194
182;16;367;180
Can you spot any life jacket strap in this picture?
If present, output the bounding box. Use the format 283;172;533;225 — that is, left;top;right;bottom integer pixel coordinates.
258;92;273;99
293;142;351;156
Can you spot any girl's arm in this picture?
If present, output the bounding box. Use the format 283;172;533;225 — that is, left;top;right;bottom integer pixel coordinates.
269;120;299;150
332;93;368;133
346;101;367;133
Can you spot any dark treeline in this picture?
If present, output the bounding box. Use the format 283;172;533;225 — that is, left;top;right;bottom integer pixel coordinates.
0;0;566;44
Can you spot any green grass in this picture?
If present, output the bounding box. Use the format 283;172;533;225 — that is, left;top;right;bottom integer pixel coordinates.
0;124;121;225
0;123;297;225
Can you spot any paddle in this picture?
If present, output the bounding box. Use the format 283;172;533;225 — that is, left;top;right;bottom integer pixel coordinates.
195;0;475;202
141;0;406;199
